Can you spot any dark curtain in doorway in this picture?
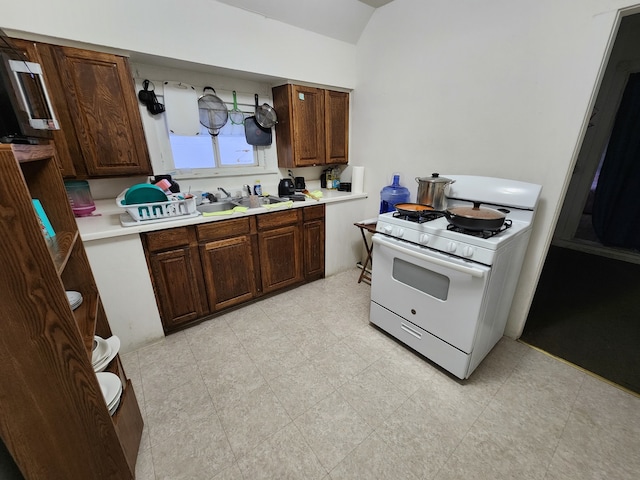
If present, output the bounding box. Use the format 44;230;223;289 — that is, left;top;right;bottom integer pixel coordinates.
592;72;640;250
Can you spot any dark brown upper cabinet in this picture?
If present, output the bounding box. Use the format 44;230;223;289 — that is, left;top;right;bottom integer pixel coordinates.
5;38;152;178
272;84;349;168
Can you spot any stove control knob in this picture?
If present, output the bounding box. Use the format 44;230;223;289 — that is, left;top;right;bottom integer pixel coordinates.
383;225;393;234
395;228;405;238
419;234;430;245
447;242;458;253
462;246;475;257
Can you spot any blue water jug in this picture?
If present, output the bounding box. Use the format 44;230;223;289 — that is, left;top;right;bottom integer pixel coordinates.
380;174;410;213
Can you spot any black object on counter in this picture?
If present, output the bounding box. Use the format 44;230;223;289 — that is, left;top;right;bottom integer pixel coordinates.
288;194;306;201
338;183;351;192
278;178;295;197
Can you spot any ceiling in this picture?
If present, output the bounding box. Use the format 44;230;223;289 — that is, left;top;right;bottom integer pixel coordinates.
214;0;395;44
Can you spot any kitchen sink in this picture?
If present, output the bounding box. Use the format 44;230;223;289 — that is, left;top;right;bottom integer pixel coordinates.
196;201;236;213
233;196;288;207
196;196;288;213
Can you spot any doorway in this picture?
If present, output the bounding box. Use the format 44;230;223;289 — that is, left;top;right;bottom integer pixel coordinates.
521;13;640;394
553;14;640;261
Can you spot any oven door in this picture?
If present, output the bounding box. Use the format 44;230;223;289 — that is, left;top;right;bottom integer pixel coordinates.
370;234;491;353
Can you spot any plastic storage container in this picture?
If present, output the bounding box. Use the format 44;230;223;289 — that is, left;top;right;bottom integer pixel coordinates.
64;180;96;217
379;174;410;213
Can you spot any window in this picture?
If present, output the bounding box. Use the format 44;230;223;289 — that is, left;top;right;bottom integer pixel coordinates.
137;76;278;179
169;117;258;171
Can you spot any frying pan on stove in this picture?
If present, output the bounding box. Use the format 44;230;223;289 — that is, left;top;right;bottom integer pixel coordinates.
394;202;507;231
394;203;435;218
443;203;506;231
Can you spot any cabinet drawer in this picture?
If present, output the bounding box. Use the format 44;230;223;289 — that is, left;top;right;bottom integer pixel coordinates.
257;209;300;230
143;227;191;252
303;204;325;221
197;217;253;242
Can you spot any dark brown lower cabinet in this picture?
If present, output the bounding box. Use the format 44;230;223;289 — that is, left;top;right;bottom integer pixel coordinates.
196;217;260;313
257;210;303;293
142;227;208;332
200;235;258;310
143;206;324;333
303;205;326;281
148;247;208;330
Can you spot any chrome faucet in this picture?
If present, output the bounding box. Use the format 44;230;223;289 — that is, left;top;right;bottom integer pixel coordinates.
218;187;231;198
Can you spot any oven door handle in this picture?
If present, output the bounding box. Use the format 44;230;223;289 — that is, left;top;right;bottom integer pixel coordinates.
373;235;486;278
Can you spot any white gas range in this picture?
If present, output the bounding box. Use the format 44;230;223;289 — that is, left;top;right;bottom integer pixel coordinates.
369;175;542;379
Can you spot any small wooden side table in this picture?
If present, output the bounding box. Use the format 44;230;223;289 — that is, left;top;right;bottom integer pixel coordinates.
354;221;377;284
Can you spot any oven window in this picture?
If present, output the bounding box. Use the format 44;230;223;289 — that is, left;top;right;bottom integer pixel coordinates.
392;257;450;300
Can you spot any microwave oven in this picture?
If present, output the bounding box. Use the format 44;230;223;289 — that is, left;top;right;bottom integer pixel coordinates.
0;52;60;143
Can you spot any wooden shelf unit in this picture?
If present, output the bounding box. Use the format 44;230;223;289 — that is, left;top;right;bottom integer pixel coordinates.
0;144;143;479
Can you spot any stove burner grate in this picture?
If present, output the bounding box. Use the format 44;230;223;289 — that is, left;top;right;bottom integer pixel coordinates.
446;219;513;238
392;211;445;223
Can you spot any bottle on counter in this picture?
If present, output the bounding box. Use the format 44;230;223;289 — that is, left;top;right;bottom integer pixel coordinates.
380;173;410;213
325;169;333;190
332;168;340;190
253;180;262;196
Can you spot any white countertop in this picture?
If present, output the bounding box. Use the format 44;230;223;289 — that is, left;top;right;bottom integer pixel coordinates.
77;189;368;241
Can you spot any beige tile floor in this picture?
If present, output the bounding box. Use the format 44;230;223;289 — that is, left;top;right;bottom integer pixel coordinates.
122;268;640;480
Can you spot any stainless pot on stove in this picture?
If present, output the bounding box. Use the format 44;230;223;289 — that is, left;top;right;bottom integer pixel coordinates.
415;173;455;210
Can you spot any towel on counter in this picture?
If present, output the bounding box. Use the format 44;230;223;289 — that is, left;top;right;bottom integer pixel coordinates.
303;190;323;200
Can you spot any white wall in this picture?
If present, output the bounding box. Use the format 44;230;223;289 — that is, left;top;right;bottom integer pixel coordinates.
1;0;357;89
354;0;640;337
85;236;165;353
5;0;639;339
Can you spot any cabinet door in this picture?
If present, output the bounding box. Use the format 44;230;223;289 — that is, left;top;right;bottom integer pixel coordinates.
325;90;349;165
54;46;152;177
201;235;258;311
292;85;325;166
259;225;303;293
273;84;325;167
304;219;325;281
148;246;208;332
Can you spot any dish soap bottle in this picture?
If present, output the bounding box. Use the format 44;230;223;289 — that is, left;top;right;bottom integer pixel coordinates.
253;180;262;196
380;174;410;213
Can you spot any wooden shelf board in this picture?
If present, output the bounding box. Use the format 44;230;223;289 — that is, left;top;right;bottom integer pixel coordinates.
49;230;78;274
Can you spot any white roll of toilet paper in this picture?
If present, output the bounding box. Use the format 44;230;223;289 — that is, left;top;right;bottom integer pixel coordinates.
352;166;364;193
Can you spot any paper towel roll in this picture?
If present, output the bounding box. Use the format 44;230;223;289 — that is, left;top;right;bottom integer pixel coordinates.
352;166;364;193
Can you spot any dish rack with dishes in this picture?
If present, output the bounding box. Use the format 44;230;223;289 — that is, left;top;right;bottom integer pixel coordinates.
116;188;198;222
